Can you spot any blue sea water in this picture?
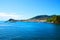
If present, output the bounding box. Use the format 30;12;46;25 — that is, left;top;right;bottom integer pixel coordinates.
0;22;60;40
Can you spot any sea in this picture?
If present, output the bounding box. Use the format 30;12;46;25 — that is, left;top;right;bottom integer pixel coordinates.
0;21;60;40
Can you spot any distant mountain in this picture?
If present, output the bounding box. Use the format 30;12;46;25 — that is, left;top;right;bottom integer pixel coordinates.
6;19;20;22
29;15;52;20
7;15;60;23
6;19;28;22
7;15;52;22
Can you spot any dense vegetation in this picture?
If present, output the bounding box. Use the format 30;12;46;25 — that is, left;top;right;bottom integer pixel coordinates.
47;15;60;24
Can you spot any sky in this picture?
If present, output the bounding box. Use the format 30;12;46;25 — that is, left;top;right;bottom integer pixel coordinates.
0;0;60;21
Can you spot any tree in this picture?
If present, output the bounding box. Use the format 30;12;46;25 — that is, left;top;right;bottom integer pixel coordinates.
47;15;60;24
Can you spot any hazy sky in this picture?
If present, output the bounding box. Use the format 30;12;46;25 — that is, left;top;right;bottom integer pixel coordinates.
0;0;60;21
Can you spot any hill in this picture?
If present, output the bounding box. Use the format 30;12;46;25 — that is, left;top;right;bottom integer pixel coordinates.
7;15;60;24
